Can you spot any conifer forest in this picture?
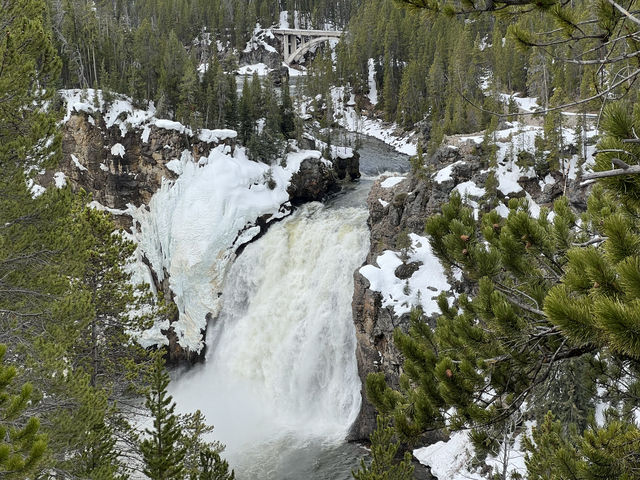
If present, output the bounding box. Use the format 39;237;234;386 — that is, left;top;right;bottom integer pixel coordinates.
5;0;640;478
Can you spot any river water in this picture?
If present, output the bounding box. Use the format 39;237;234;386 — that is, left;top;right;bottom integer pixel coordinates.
172;133;409;479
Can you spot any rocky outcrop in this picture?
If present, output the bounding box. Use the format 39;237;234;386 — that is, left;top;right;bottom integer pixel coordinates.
287;157;340;201
333;150;361;181
51;113;236;227
238;29;283;70
348;140;586;441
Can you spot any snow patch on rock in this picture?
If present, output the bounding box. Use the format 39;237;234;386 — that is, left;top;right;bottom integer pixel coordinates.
360;234;450;316
111;143;125;157
53;171;67;188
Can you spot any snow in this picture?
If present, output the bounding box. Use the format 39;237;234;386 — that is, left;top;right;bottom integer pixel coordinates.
453;180;485;198
378;199;389;208
414;422;533;480
198;129;237;143
496;203;511;218
27;179;46;198
141;126;152;143
60;89;156;138
165;158;184;175
331;145;354;159
130;146;323;351
88;200;129;216
434;161;465;183
243;26;278;55
237;63;271;75
380;176;406;188
286;64;307;76
60;88;103;122
279;10;289;28
111;143;125;157
499;93;539;113
595;387;610;427
154;119;192;135
414;432;477;480
100;163;109;172
478;35;489;51
322;86;418;156
137;319;170;349
359;234;450;316
71;154;87;171
496;165;523;195
53;171;67;188
367;59;378;105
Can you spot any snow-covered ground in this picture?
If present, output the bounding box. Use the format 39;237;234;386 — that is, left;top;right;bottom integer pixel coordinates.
414;422;533;480
298;84;419;156
447;119;598;219
360;232;450;317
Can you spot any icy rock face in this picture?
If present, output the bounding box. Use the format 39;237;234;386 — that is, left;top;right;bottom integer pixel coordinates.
55;111;237;228
53;93;347;363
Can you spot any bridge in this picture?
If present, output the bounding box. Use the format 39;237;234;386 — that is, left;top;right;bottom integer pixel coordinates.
271;29;344;65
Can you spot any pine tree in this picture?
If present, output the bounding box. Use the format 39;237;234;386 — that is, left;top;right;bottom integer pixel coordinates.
352;416;414;480
0;345;47;479
176;58;200;128
280;78;296;139
181;411;235;480
141;355;186;480
158;31;187;117
238;76;254;144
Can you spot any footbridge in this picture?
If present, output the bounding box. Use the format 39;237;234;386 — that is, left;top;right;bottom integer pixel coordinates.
271;29;344;65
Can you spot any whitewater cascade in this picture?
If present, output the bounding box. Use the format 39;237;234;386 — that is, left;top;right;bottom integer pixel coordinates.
172;202;369;478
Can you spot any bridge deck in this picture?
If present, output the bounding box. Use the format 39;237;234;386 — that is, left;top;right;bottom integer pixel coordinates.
271;28;343;37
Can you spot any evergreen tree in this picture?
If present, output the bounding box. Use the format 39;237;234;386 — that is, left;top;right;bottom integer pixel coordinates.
352;416;413;480
280;78;296;139
0;345;47;479
141;355;186;480
177;58;200;128
158;31;187;117
238;76;254;144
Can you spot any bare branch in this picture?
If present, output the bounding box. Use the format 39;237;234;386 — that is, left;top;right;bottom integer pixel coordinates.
607;0;640;27
582;164;640;180
573;236;607;247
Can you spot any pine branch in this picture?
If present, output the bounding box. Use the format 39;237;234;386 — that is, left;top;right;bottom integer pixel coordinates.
594;150;638;162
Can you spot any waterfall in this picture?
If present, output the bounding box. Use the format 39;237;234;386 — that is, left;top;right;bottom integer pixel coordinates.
172;201;369;478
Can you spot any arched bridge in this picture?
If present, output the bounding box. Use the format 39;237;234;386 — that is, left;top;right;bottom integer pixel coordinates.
271;29;344;65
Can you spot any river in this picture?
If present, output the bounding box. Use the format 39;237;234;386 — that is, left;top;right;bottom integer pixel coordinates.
171;132;410;479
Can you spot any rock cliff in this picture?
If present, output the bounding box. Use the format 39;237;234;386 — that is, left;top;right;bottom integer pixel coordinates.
348;140;589;441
